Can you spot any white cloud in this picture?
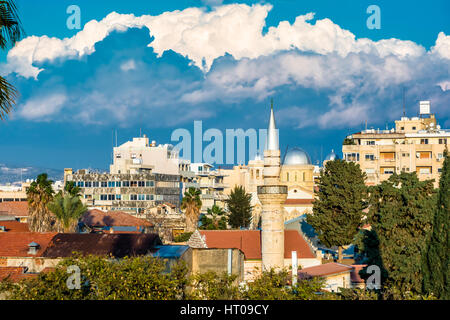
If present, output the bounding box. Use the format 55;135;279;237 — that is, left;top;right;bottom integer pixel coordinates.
2;4;444;78
120;59;137;71
19;93;67;120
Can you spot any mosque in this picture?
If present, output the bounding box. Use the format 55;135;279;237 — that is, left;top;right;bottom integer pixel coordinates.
222;102;338;229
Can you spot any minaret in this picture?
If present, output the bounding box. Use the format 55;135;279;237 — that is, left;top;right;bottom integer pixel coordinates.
257;99;288;271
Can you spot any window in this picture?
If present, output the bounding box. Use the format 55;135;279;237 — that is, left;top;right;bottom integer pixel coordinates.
77;181;84;187
100;194;107;200
115;154;121;158
123;181;130;187
420;139;429;145
146;194;154;200
131;153;136;159
417;167;431;174
108;194;115;201
366;141;375;145
402;153;409;157
145;181;154;187
381;167;395;174
402;167;410;172
130;181;137;187
365;168;375;174
116;194;121;200
286;173;289;181
412;126;416;130
344;153;359;162
85;181;92;188
439;138;447;145
438;168;442;173
108;181;115;188
401;127;404;130
93;181;99;188
138;181;145;187
365;154;375;161
130;194;137;201
101;181;107;187
116;181;122;187
380;152;395;160
138;194;145;201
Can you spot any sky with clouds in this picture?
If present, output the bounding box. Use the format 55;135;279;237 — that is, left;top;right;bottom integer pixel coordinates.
0;0;449;171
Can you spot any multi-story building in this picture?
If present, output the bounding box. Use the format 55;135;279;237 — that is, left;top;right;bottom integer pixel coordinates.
188;163;228;213
342;101;449;187
64;168;180;216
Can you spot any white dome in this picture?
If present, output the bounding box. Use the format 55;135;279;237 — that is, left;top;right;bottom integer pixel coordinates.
283;147;311;165
325;149;339;161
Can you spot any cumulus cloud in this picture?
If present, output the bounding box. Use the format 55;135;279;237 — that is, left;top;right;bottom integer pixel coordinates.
2;3;444;78
3;3;449;130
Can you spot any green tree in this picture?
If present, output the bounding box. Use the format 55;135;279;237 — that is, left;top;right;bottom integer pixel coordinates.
226;186;253;229
306;159;367;261
423;150;449;299
199;204;227;230
0;0;24;120
47;193;87;233
0;254;189;300
26;173;56;232
181;187;202;233
364;172;436;298
63;181;81;197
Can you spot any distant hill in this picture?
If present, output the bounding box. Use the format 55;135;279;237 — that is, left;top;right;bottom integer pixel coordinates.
0;163;63;185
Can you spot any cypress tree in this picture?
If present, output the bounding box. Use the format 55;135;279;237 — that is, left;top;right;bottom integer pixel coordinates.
226;186;253;229
423;150;449;299
306;159;367;261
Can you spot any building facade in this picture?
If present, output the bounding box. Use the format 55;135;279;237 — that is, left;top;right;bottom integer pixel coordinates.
342;101;448;187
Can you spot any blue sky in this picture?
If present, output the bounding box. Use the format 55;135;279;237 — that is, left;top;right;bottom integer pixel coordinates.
0;0;449;172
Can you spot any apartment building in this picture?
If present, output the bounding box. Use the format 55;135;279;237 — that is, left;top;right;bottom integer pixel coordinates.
342;101;448;187
64;169;180;215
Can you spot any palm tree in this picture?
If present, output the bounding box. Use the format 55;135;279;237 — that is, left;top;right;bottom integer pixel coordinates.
27;173;56;232
200;204;227;230
181;187;202;233
47;193;87;233
0;0;24;120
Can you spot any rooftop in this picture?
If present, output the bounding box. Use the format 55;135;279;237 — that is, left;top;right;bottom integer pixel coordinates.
81;209;153;228
0;221;30;232
195;230;315;260
0;232;57;257
43;233;162;258
298;262;353;279
0;201;29;217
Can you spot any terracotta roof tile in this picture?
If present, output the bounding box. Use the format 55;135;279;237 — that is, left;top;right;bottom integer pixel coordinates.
0;232;57;257
81;210;152;228
0;201;29;217
0;221;30;232
298;262;353;278
198;230;315;260
0;267;38;282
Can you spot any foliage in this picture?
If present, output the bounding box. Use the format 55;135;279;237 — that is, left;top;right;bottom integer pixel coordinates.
342;138;356;145
0;0;24;120
47;193;87;232
26;173;57;232
181;187;202;233
338;288;379;300
173;232;193;243
0;254;190;300
306;159;367;260
187;271;240;300
199;205;227;230
63;181;82;197
362;172;436;297
226;186;253;229
422;150;449;299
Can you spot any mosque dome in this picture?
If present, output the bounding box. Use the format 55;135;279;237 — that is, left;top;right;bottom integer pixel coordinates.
325;149;340;161
283;147;312;165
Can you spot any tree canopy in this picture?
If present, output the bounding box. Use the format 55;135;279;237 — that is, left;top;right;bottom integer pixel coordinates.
226;186;253;229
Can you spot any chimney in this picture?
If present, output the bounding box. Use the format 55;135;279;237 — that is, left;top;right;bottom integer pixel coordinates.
28;242;40;255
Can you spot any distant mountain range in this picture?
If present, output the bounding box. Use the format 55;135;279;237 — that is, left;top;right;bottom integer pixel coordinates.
0;163;63;185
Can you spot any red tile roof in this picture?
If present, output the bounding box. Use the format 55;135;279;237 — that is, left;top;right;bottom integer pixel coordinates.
0;267;37;282
284;199;314;205
198;230;315;260
0;232;57;257
81;209;152;228
0;201;29;217
298;262;353;278
0;221;30;232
